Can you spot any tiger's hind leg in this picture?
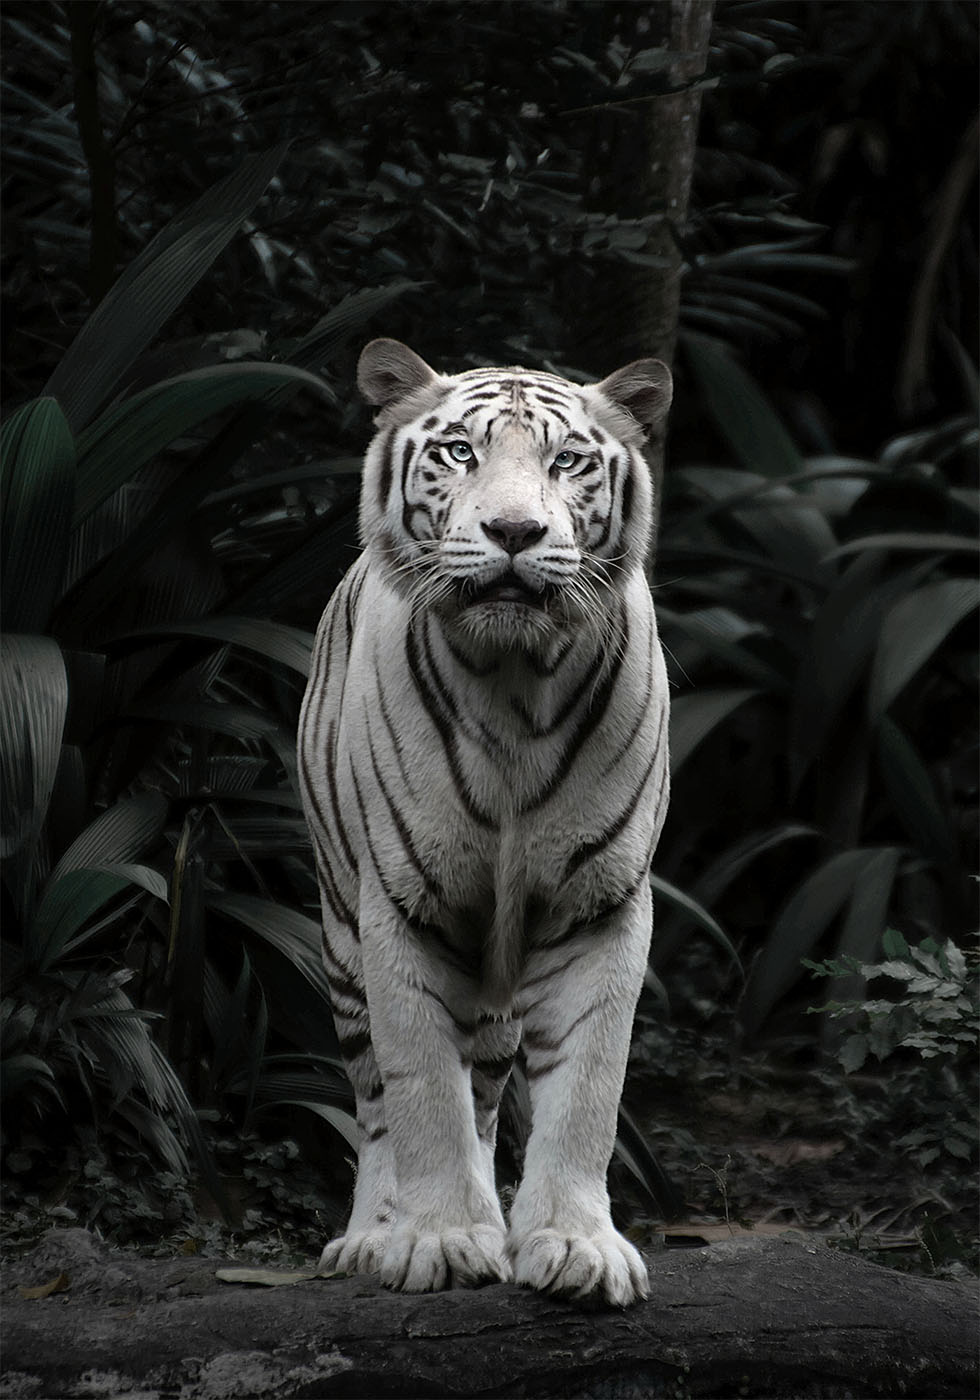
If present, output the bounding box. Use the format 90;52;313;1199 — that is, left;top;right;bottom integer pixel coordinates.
317;926;396;1278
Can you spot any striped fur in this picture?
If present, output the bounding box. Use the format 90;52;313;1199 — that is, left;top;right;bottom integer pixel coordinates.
298;339;672;1305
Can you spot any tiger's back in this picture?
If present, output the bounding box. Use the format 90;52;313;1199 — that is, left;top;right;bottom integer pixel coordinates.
298;339;672;1305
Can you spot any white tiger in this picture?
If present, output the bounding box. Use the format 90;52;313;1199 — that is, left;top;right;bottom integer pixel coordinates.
298;339;672;1306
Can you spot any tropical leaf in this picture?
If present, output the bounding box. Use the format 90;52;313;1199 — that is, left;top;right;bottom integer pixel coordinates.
48;791;168;885
650;873;741;972
73;362;332;525
0;636;68;895
26;864;168;971
823;846;902;1037
653;825;817;967
788;555;932;788
826;532;979;561
668;687;760;772
252;1098;360;1151
876;718;958;867
44;143;292;433
117;617;314;679
614;1105;685;1221
209;893;332;1005
739;848;887;1035
683;335;802;479
676;465;837;584
869;577;979;719
0;398;75;632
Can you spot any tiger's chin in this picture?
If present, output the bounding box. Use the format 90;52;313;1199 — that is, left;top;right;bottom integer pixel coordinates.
448;597;562;656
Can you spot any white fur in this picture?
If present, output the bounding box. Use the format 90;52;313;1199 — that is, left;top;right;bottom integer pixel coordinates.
299;344;671;1306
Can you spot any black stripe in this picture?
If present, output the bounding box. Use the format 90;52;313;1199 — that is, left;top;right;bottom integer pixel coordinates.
376;427;395;512
526;636;574;678
471;1053;516;1081
365;728;442;899
590;452;621;552
561;722;664;883
510;645;604;737
405;620;496;828
525;1057;565;1081
400;437;418;538
375;671;417;793
539;869;651;952
337;1029;372;1060
324;718;358;872
522;600;629;812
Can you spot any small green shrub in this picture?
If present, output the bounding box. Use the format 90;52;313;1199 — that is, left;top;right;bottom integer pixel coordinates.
806;929;979;1167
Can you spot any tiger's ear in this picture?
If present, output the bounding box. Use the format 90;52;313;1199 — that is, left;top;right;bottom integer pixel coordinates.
358;339;437;408
596;359;673;438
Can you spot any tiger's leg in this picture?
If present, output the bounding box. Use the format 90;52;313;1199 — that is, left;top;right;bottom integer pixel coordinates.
359;890;511;1291
507;885;652;1306
317;920;397;1277
469;1014;522;1199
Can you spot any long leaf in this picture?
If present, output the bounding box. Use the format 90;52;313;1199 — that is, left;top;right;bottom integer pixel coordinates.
49;791;168;885
823;847;901;1043
0;637;67;920
876;718;957;866
44;143;292;433
653;825;817;968
117;617;314;679
649;874;742;972
684;335;802;479
668;688;760;773
788;556;932;789
677;465;837;584
738;848;876;1035
615;1105;685;1221
0;398;75;631
825;532;979;561
253;1098;361;1152
274;281;424;382
73;362;332;525
209;893;331;1005
869;577;979;719
27;864;167;971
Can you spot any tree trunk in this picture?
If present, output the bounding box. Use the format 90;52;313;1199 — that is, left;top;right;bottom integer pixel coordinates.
574;1;713;551
4;1228;976;1399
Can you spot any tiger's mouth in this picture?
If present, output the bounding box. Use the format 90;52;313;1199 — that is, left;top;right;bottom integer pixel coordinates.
462;572;550;609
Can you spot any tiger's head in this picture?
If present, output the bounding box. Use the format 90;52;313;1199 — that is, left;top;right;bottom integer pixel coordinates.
357;339;672;653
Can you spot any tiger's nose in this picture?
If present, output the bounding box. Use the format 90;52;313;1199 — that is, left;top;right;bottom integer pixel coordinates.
481;517;547;555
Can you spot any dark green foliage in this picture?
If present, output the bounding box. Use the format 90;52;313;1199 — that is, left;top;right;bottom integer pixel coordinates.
0;156;378;1201
655;372;977;1035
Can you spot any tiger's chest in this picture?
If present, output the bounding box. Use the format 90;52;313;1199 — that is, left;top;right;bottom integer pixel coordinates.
331;573;669;942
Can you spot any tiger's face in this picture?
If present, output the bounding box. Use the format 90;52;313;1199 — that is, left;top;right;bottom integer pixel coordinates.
357;341;672;652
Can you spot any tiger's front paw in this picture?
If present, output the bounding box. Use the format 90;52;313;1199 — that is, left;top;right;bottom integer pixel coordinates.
510;1227;649;1307
318;1228;390;1278
380;1224;511;1292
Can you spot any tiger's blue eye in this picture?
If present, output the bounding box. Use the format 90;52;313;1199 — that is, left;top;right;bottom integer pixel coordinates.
553;449;578;471
447;441;474;463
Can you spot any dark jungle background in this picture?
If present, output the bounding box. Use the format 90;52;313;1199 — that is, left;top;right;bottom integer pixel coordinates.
1;0;977;1277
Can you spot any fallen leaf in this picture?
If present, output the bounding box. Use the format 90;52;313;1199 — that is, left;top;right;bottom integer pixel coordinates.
18;1272;70;1300
214;1266;327;1287
661;1222;807;1246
